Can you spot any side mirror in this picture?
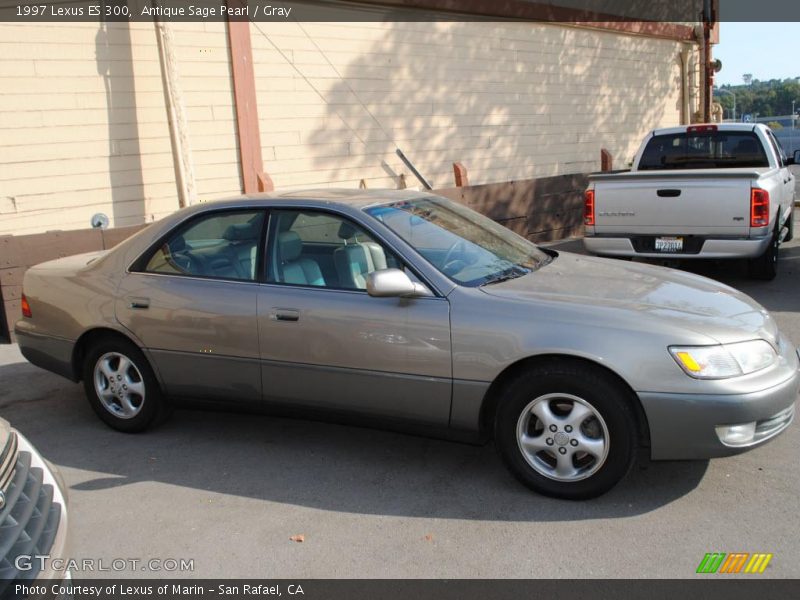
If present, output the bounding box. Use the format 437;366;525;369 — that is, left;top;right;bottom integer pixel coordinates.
366;269;432;298
791;149;800;165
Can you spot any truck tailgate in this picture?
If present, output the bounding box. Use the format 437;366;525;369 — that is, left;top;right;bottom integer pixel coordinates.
592;173;755;236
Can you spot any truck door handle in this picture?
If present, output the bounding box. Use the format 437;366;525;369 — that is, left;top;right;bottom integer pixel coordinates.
128;297;150;309
270;308;300;322
657;189;681;197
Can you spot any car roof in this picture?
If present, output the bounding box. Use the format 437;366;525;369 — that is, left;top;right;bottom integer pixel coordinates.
207;188;436;210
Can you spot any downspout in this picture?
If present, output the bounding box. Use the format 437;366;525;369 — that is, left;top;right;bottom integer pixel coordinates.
701;0;714;123
154;19;198;208
679;46;691;125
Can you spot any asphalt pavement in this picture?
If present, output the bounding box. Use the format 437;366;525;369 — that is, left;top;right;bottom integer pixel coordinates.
0;210;798;579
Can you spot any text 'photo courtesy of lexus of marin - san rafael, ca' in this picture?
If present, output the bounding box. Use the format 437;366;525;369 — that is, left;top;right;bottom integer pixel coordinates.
14;190;799;500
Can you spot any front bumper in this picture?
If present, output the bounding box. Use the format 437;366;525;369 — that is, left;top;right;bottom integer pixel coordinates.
639;365;799;460
583;234;772;259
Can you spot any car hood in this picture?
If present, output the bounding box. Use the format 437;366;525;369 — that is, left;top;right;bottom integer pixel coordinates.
480;252;779;345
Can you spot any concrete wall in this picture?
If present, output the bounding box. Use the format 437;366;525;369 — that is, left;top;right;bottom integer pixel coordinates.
0;16;700;237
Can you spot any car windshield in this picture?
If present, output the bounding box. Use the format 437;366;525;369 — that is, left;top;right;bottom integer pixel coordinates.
365;196;553;287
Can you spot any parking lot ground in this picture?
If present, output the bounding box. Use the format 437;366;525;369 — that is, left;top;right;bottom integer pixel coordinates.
0;209;798;579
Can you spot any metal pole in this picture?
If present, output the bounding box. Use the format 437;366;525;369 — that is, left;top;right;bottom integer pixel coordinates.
395;149;433;190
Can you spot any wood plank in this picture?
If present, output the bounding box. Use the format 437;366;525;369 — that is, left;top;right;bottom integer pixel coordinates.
0;268;23;288
0;228;103;269
101;224;149;249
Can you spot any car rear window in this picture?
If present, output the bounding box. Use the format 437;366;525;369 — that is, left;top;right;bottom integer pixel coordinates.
638;131;770;170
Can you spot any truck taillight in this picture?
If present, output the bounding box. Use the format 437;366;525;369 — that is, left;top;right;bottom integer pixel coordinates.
750;188;770;227
687;124;718;133
21;293;32;318
584;189;595;226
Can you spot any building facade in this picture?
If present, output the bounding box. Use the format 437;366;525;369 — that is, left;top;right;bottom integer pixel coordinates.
0;3;707;236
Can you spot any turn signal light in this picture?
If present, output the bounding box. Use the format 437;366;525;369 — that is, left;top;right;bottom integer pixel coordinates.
21;294;32;318
584;189;595;226
750;188;769;227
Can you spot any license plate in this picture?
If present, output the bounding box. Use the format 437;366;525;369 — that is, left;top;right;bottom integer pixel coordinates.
654;236;683;252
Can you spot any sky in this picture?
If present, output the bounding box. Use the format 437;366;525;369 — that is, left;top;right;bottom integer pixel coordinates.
714;22;800;86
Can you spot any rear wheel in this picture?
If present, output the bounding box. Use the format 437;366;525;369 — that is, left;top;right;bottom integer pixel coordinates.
747;226;779;281
494;362;638;500
82;337;170;432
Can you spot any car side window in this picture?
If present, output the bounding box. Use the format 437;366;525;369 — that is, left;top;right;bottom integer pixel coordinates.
144;210;265;281
266;209;401;290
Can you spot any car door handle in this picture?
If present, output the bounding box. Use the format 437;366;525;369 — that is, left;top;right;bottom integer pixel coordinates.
128;297;150;309
657;189;681;197
270;308;300;322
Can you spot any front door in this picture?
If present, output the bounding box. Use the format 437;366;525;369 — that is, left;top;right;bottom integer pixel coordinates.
117;209;266;403
256;208;452;425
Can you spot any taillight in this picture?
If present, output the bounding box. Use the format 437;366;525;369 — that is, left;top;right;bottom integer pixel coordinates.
584;189;595;226
21;293;32;318
750;188;770;227
687;125;718;133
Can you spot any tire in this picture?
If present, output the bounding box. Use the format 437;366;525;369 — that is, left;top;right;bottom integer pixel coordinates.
494;362;638;500
82;336;170;433
747;225;779;281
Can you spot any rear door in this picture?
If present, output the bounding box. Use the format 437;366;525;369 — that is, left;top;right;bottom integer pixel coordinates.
116;209;266;403
765;129;795;223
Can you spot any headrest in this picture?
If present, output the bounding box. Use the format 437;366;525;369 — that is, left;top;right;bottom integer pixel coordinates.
169;235;186;253
337;221;359;240
278;231;303;261
223;223;257;241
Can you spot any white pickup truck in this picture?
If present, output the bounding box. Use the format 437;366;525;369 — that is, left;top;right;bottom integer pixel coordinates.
584;123;797;279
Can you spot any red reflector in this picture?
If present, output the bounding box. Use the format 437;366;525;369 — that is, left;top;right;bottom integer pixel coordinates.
21;294;32;318
584;189;595;226
750;188;770;227
687;125;718;134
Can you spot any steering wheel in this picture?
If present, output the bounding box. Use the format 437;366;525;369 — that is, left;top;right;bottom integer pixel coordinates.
164;244;201;275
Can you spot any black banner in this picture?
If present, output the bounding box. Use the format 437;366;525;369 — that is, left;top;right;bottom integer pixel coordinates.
1;0;800;23
3;579;800;600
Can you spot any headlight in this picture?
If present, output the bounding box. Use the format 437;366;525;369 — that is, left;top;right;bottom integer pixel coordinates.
669;340;776;379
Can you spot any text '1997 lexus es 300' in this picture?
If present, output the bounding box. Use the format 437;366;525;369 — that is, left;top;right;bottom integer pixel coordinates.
15;190;799;499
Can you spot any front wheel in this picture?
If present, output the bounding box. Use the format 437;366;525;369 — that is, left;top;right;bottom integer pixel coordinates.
82;337;170;432
494;363;638;500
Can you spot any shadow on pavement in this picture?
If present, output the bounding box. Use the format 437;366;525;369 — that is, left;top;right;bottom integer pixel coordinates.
2;370;708;523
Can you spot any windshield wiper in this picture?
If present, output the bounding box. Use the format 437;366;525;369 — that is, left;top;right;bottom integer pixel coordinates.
480;268;529;286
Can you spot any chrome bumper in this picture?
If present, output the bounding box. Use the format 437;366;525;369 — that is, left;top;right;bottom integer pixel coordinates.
0;431;70;594
584;235;772;259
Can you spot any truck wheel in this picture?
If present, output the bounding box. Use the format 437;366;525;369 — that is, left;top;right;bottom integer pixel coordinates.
82;337;171;432
747;227;779;281
494;362;638;500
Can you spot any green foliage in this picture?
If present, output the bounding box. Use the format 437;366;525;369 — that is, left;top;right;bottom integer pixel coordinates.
714;78;800;119
767;121;783;130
